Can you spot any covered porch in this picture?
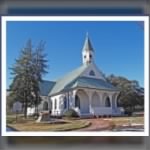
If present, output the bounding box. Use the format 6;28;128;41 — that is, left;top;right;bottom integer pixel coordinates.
72;88;121;117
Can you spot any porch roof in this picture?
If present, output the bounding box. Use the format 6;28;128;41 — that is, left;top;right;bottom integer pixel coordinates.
65;76;119;92
76;77;119;91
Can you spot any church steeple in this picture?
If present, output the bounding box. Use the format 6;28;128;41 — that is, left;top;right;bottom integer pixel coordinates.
82;32;94;52
82;33;94;65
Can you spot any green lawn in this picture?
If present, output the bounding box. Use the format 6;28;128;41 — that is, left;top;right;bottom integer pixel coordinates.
104;116;144;129
7;114;90;131
110;116;143;124
7;114;35;124
7;114;144;131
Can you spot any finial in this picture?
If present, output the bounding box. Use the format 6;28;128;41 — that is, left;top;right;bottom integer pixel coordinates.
82;32;94;52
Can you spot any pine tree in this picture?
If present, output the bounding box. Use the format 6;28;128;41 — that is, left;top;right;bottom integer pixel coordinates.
9;40;48;118
32;41;48;114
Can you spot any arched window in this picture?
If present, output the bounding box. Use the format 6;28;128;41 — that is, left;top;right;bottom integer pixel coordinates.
64;96;67;109
54;99;57;109
89;54;92;58
43;101;48;110
89;70;95;76
105;97;111;107
75;95;80;109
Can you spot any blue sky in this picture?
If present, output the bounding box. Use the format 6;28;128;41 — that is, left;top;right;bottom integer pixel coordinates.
7;21;144;88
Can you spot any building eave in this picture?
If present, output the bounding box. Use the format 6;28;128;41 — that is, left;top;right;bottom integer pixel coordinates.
49;85;120;97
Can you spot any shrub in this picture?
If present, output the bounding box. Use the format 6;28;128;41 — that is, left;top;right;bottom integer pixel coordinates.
124;107;133;116
63;109;79;118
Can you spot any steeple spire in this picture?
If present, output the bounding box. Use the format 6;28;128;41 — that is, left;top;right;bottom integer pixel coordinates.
82;32;94;52
82;33;95;65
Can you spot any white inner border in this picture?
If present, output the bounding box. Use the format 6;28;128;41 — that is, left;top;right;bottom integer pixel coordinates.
1;16;149;136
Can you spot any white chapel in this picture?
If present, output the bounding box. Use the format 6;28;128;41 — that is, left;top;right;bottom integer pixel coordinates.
31;34;123;117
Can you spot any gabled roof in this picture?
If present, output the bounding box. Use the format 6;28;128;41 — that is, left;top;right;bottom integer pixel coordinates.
48;64;119;96
82;34;94;52
39;80;56;96
49;64;88;96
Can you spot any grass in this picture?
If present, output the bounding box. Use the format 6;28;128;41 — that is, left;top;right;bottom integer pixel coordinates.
7;114;90;131
7;114;35;124
104;116;144;129
7;114;144;131
110;116;143;125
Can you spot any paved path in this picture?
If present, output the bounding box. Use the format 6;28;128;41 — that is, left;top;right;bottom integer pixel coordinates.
77;118;111;131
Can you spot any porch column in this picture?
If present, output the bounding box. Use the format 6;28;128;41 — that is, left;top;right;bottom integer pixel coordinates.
72;90;77;108
115;93;119;108
68;91;74;108
51;97;55;115
111;93;119;109
98;91;103;107
86;89;92;114
108;93;113;109
101;92;107;107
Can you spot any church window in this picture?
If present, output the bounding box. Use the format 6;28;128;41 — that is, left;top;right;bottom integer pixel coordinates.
89;54;92;58
89;70;95;76
84;55;86;59
64;96;67;109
